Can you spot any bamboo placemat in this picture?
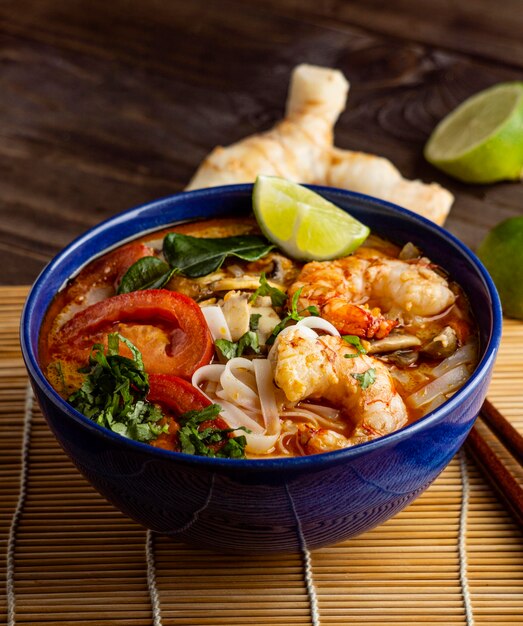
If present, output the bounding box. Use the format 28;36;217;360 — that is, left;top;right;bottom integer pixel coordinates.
1;286;521;626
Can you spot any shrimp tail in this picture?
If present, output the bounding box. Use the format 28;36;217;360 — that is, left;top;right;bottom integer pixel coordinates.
322;300;398;339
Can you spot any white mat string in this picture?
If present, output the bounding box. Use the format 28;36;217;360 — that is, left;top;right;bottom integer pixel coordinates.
6;383;34;626
285;482;321;626
146;529;163;626
459;447;475;626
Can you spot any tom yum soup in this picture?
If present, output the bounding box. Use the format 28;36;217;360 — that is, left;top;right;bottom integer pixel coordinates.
40;214;478;459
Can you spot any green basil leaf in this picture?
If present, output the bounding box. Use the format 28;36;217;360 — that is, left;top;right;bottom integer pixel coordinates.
237;330;260;356
249;273;287;307
215;329;260;361
215;338;238;360
117;257;174;294
163;233;274;278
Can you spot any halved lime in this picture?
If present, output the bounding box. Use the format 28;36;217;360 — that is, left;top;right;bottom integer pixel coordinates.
477;216;523;319
424;82;523;184
252;176;370;261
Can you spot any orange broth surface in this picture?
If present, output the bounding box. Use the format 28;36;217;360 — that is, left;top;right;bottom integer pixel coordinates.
39;217;478;458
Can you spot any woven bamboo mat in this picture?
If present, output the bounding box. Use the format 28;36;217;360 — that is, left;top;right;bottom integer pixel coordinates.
1;286;521;626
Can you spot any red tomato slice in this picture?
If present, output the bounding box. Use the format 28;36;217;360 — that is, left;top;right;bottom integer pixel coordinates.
49;290;213;379
147;374;229;452
147;373;211;413
40;242;156;364
59;241;155;312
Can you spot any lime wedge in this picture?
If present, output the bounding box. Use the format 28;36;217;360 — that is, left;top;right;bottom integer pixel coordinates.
424;82;523;184
477;216;523;319
252;176;370;261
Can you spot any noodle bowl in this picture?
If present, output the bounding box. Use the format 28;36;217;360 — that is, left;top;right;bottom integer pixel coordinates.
20;185;501;551
38;215;478;459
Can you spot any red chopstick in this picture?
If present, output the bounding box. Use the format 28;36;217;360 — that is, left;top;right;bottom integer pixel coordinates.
465;400;523;528
479;399;523;466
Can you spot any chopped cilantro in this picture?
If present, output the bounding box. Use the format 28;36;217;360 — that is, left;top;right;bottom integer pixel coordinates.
342;335;367;358
266;287;319;344
215;313;262;360
68;333;167;443
215;329;260;361
177;404;248;458
249;273;287;307
351;368;376;390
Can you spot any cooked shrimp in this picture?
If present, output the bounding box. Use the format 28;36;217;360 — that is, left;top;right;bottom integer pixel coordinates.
269;327;408;449
288;250;456;338
296;424;350;455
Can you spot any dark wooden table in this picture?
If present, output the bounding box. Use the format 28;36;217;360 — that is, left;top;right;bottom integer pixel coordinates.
2;0;522;284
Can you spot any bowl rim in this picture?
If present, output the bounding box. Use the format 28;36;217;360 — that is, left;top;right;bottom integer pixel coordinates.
21;183;503;471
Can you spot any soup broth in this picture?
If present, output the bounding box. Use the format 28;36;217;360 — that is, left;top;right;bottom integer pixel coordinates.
40;217;478;459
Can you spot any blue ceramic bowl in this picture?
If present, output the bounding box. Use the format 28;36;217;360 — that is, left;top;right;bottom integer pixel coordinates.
21;185;502;553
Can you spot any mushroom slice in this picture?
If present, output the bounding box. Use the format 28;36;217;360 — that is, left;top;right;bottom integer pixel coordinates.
213;275;285;292
421;326;459;358
367;334;422;354
398;242;422;260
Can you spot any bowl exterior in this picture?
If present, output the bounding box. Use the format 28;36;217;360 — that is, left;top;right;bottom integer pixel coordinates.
22;185;502;553
32;373;490;553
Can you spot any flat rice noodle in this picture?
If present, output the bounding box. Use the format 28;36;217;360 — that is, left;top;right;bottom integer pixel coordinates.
218;399;278;454
214;399;265;435
220;357;260;410
192;364;225;387
432;342;477;377
407;364;470;408
253;359;280;436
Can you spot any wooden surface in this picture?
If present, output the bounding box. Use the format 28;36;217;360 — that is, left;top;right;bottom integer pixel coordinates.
1;287;522;625
1;0;523;284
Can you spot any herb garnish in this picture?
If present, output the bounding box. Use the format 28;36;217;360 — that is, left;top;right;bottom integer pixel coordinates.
177;404;247;458
68;333;167;442
266;287;320;344
117;234;275;292
249;273;287;307
117;257;174;294
342;335;367;358
351;368;376;389
215;314;261;360
163;233;274;278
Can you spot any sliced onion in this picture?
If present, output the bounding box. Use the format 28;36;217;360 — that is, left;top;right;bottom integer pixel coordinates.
407;364;470;409
421;394;448;414
200;306;232;342
253;359;281;435
278;323;318;342
296;317;340;336
432;342;477;377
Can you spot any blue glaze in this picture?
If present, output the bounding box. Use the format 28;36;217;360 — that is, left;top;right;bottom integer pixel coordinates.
21;185;502;553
